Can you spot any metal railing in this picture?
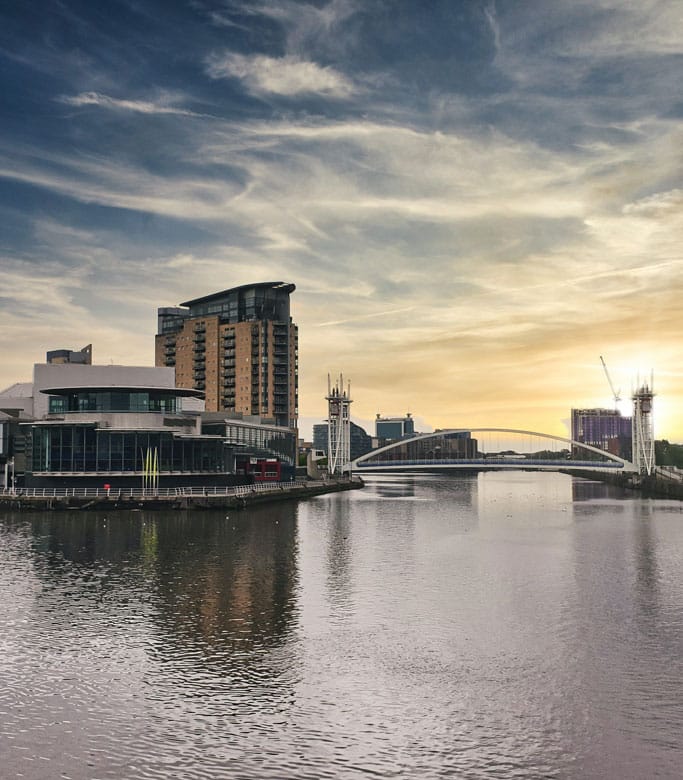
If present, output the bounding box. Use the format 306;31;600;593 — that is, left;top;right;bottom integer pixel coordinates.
355;458;626;469
654;465;683;483
0;478;362;500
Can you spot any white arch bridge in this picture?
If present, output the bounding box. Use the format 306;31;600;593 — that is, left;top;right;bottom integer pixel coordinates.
349;428;637;473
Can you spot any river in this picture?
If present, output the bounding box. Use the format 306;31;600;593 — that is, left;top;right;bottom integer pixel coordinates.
2;471;683;779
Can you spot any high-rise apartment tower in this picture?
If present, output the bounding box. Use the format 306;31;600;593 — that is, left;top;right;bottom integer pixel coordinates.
155;282;298;428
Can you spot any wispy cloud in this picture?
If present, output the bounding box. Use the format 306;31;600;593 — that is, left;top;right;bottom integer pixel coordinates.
2;0;683;438
206;53;355;97
237;0;360;55
317;306;416;327
58;91;200;116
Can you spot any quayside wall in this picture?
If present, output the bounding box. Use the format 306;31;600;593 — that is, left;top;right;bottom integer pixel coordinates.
563;469;683;501
0;478;364;512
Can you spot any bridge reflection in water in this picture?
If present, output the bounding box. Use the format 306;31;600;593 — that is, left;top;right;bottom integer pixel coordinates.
350;428;637;473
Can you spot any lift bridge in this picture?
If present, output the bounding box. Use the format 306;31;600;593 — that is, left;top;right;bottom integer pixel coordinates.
348;428;639;474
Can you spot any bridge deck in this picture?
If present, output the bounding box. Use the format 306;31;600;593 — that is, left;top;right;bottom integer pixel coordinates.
355;458;630;471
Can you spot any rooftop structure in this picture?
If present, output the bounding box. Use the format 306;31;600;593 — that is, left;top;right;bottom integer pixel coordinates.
46;344;92;365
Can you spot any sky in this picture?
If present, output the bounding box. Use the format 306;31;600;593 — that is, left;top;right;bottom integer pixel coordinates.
1;0;682;441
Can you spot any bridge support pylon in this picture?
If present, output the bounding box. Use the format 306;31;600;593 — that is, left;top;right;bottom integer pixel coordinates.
632;381;655;476
327;374;352;476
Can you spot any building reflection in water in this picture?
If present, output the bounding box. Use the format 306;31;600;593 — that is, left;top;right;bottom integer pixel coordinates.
571;478;631;503
151;503;299;659
17;505;300;679
633;501;660;622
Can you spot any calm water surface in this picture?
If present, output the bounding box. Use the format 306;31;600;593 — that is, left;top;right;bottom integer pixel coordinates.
2;472;683;779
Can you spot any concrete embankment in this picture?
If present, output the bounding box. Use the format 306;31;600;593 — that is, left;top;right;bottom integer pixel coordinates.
0;479;364;512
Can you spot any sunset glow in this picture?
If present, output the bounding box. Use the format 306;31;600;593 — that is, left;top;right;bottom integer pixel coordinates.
1;1;681;441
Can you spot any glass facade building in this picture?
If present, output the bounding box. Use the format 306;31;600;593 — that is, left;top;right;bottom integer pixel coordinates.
23;385;240;488
29;426;226;474
202;419;297;466
313;421;373;460
375;414;415;442
48;389;179;414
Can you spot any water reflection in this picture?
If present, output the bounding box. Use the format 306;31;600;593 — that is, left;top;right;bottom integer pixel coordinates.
324;497;353;605
151;505;298;655
0;506;302;780
7;507;300;659
477;470;573;527
3;475;683;779
634;502;660;619
572;478;631;502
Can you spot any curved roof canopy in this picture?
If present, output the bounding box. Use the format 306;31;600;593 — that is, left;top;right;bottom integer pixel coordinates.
180;281;295;308
40;386;204;399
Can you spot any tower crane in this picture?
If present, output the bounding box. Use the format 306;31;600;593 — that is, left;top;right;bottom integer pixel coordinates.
599;356;621;410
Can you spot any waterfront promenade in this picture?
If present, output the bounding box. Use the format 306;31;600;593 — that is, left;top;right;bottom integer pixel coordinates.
0;477;363;511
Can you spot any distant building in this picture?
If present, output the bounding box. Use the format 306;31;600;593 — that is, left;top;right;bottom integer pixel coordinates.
46;344;92;365
0;410;29;490
357;429;478;465
571;408;632;461
0;382;34;418
375;413;415;442
313;421;373;461
155;282;297;428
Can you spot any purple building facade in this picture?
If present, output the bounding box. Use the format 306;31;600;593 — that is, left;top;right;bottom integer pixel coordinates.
571;408;632;461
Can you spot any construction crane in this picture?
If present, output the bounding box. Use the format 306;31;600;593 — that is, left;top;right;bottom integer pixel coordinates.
599;356;621;409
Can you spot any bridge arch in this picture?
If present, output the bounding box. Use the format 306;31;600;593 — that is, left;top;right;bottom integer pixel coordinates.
350;428;636;472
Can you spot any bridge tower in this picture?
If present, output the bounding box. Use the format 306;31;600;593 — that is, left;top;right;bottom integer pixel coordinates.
632;380;655;475
326;374;352;476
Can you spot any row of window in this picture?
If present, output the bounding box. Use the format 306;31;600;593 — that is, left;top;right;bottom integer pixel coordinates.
29;427;226;473
49;392;178;415
203;423;296;465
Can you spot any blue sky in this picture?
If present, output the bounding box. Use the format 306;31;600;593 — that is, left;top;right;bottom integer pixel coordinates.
1;0;682;438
